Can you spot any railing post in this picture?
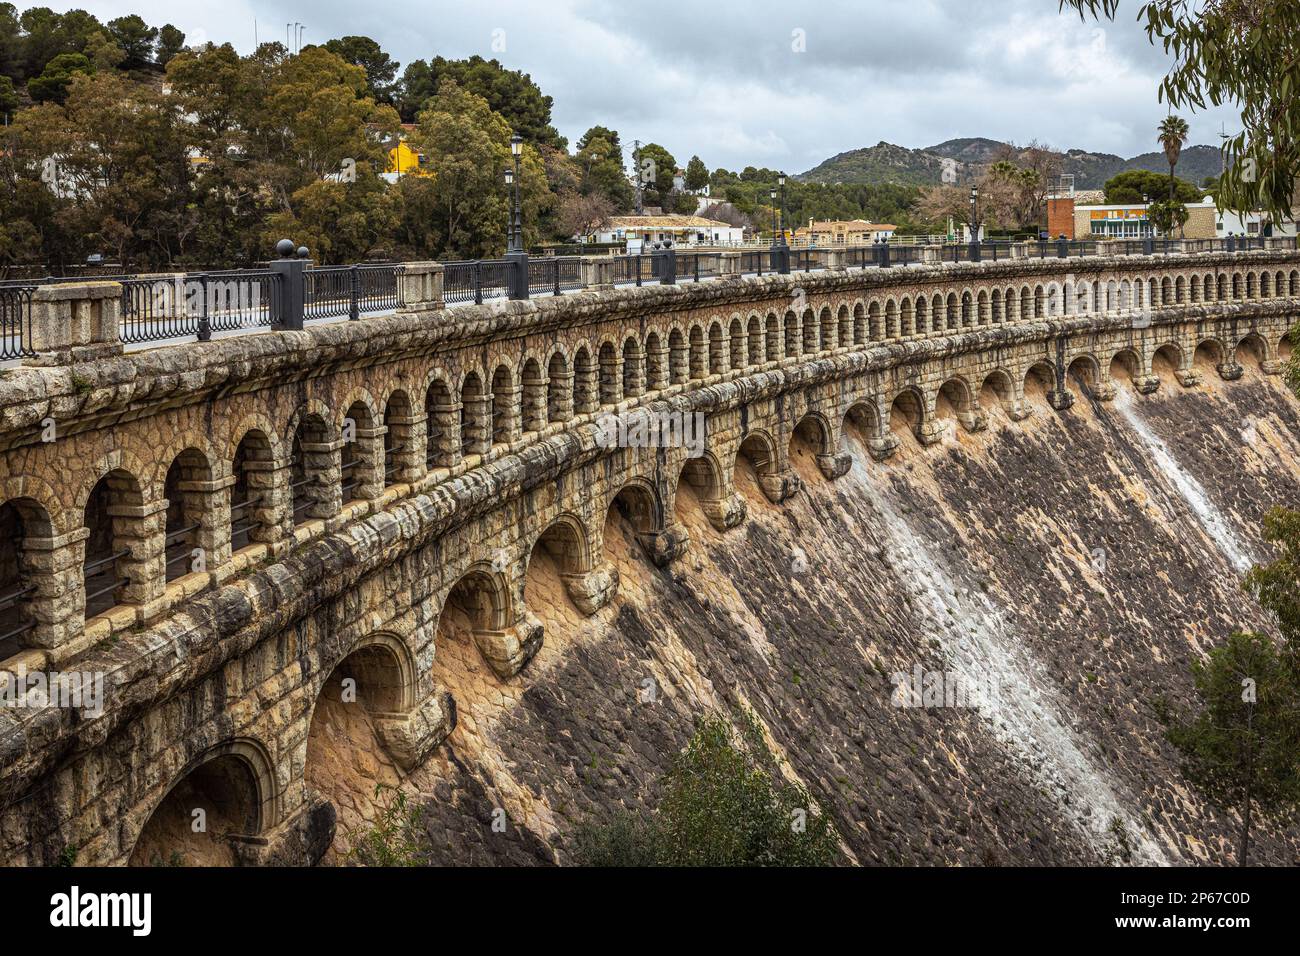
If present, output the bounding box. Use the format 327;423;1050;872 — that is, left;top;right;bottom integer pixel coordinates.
269;239;308;331
196;273;211;341
1057;236;1069;258
507;249;529;300
1226;234;1236;254
553;259;561;296
661;246;677;285
636;254;643;287
395;262;445;314
474;261;484;304
23;281;124;366
349;265;361;321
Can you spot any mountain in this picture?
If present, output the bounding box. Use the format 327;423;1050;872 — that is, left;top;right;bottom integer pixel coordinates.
799;138;1223;191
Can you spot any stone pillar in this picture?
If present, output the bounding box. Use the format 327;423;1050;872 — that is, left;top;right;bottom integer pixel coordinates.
396;262;445;313
347;425;387;500
475;612;543;680
521;373;548;434
427;400;463;469
637;524;689;567
373;690;456;771
600;352;625;406
669;336;689;384
623;354;646;397
297;439;343;524
24;282;124;366
492;384;524;444
385;413;426;484
461;395;492;458
111;498;168;620
178;472;236;585
548;373;575;422
647;340;670;391
243;457;292;548
574;364;599;416
758;470;802;503
718;252;741;276
581;257;614;291
700;492;748;531
19;527;89;651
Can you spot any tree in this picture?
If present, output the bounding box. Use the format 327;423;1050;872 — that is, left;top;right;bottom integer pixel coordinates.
915;184;973;232
0;75;17;117
265;176;401;264
410;78;549;258
635;142;676;208
26;52;93;104
1104;169;1202;205
83;30;125;72
555;189;615;240
155;25;185;67
573;710;840;866
575;126;634;212
1147;197;1189;235
1161;631;1300;865
402;55;564;147
1064;1;1300;222
322;36;398;103
685;155;709;193
106;15;157;71
1158;113;1190;203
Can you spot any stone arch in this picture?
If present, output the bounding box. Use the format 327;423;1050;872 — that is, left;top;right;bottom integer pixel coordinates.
977;289;989;325
946;291;959;330
340;400;377;505
935;376;978;431
163;447;216;583
1022;360;1057;405
853;301;866;344
889;387;928;444
604;477;678;567
914;295;929;335
885;299;899;339
1237;332;1271;368
868;301;882;342
1151;342;1183;380
289;410;337;524
436;563;520;678
381;389;417;486
1065;354;1103;399
526;512;608;617
900;297;914;337
960;290;973;327
688;324;707;378
783;310;800;357
1107;348;1141;388
83;465;150;617
230;427;278;552
676;450;740;531
0;494;56;656
128;738;278;867
424;376;460;468
978;368;1016;418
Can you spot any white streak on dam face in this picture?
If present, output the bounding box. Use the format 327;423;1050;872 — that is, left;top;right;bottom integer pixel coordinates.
1111;388;1254;573
841;438;1169;865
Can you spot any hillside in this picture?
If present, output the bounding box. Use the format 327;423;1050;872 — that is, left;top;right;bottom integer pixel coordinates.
800;138;1223;190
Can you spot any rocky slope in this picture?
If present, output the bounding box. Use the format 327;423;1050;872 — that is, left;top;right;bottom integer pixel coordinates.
312;367;1300;866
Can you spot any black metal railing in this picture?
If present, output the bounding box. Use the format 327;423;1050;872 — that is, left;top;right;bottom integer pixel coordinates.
444;259;513;304
0;285;35;360
527;257;583;297
304;264;402;320
117;270;284;343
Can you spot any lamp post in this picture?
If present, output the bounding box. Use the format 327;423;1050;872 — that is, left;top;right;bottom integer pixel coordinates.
503;165;515;250
506;133;528;299
969;185;981;262
772;173;790;274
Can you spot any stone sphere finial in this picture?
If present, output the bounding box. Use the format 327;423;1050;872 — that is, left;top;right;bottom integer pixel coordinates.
296;246;310;259
276;239;295;258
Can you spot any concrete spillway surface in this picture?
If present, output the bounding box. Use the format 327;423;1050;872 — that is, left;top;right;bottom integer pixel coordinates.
842;436;1170;865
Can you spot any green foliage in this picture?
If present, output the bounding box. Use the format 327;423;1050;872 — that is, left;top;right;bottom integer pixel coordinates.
685;155;709;192
1147;197;1188;234
399;55;564;148
155;24;184;68
322;36;398;103
1160;630;1300;864
346;784;429;866
1103;168;1202;205
106;14;156;70
573;709;841;867
1064;0;1300;222
26;51;92;103
0;74;17;115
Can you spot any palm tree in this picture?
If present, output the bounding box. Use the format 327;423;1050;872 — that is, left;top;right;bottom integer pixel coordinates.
1158;114;1190;202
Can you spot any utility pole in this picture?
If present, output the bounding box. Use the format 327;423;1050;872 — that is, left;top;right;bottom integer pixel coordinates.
633;140;644;215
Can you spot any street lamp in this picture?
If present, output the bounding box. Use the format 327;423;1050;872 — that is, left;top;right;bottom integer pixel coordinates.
778;172;788;247
505;132;528;299
769;188;778;241
969;184;981;261
503;166;515;248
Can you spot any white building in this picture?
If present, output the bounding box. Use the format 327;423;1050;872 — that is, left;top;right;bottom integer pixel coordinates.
1214;207;1299;238
591;215;745;248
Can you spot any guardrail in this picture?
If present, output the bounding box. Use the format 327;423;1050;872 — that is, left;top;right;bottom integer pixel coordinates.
2;235;1293;360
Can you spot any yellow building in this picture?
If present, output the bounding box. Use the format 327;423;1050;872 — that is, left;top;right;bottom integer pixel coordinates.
794;219;896;244
386;140;422;176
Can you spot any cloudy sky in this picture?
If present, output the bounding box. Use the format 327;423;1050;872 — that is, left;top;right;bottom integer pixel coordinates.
58;0;1239;173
